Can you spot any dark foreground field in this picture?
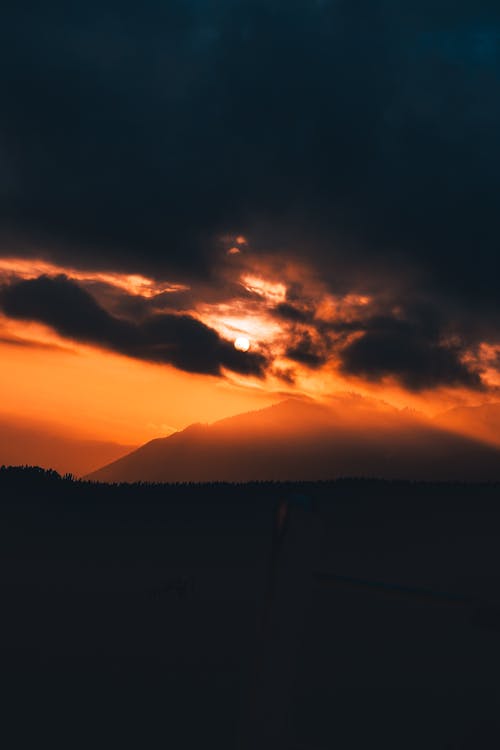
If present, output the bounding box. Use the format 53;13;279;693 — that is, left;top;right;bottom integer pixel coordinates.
1;467;500;748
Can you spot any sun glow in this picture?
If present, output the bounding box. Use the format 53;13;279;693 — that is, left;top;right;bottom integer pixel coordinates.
234;336;250;352
2;253;498;463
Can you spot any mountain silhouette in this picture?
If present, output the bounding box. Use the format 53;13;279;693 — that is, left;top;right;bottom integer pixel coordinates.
87;396;500;483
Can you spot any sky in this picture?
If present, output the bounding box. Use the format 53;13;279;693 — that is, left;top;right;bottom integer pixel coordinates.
1;1;500;467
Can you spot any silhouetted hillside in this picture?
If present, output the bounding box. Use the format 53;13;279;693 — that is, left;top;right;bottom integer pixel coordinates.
1;467;500;748
87;397;500;483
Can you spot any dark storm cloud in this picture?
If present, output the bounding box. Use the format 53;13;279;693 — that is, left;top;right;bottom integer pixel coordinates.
1;0;500;391
339;315;483;391
0;276;266;376
273;302;312;325
267;291;485;389
0;1;499;303
285;332;325;369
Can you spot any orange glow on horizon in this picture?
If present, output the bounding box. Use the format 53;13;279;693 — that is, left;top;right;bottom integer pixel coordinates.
0;334;280;448
1;255;499;475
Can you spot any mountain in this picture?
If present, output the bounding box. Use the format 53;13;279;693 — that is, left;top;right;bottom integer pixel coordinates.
437;402;500;448
87;397;500;483
0;417;134;477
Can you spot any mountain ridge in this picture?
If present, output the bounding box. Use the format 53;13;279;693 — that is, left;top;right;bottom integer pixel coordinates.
87;397;500;484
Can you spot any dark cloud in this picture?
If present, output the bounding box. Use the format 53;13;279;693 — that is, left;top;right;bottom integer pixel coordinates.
268;292;486;390
0;276;266;376
273;302;312;324
0;1;499;391
339;316;483;391
285;331;326;369
0;1;499;305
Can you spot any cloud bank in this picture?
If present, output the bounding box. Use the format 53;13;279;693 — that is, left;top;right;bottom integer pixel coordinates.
0;1;499;392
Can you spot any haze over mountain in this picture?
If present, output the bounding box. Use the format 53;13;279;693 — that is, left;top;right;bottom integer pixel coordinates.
437;402;500;449
0;416;133;477
87;397;500;484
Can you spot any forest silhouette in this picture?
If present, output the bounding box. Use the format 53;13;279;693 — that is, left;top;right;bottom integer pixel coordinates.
1;466;500;747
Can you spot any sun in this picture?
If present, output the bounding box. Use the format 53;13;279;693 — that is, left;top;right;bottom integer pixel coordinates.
234;336;250;352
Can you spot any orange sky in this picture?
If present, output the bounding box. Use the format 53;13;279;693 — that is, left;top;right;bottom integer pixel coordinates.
0;305;495;448
0;327;279;446
0;254;499;473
